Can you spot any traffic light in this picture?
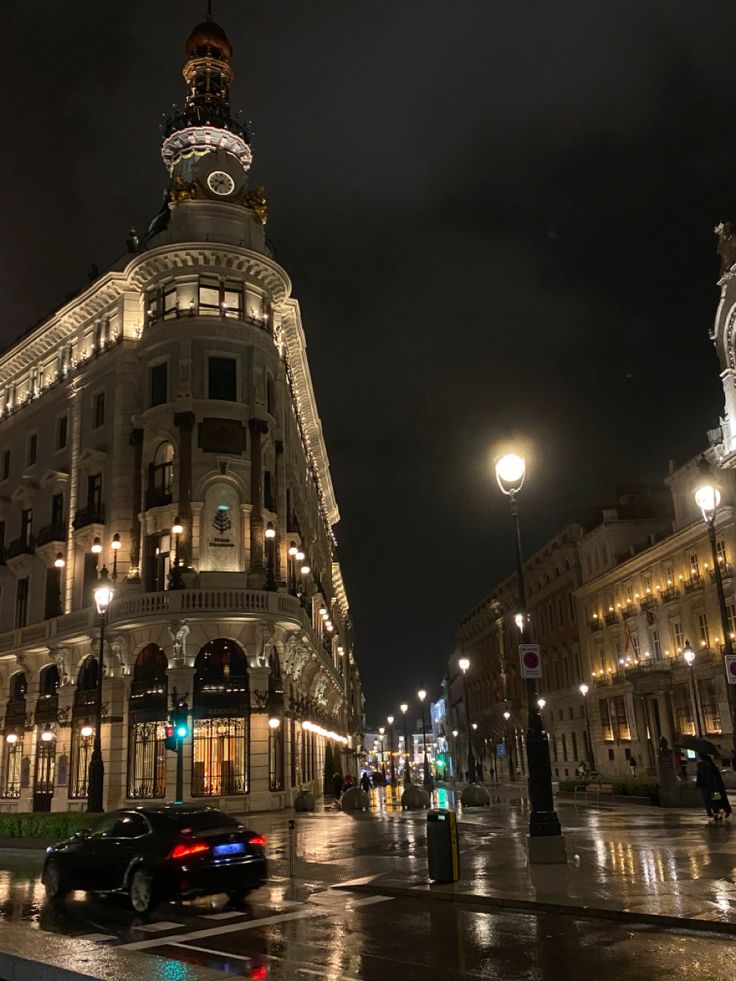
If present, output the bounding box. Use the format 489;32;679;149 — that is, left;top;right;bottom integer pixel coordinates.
172;699;190;741
164;722;177;752
436;753;447;772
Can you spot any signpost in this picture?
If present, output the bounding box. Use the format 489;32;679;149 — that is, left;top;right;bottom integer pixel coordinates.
726;654;736;685
519;644;542;679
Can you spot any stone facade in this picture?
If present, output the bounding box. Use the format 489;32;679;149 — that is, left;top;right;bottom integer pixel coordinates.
0;12;363;814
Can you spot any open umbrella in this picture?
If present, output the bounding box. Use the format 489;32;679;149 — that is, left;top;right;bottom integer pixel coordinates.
676;735;729;759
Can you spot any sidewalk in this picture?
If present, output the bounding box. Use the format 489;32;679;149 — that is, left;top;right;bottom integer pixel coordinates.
253;783;736;933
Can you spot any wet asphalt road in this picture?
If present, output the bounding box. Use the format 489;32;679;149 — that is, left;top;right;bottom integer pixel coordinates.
0;850;733;980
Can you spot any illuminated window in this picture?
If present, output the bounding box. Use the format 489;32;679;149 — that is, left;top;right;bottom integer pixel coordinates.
698;612;709;647
192;717;248;797
127;721;167;800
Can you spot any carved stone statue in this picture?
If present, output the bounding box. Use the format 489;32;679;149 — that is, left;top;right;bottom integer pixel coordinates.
109;635;131;676
715;221;736;275
168;619;190;668
49;647;72;687
254;624;275;668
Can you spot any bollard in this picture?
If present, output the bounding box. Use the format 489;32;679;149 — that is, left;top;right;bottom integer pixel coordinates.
288;818;296;879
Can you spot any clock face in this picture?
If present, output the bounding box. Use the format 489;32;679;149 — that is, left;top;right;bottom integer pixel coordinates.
207;170;236;196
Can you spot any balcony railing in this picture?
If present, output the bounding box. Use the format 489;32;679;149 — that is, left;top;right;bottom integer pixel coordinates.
590;618;604;632
711;564;734;583
639;595;657;611
621;603;637;618
683;574;705;593
7;537;34;558
72;504;105;530
661;585;680;603
36;524;66;547
604;611;618;626
624;659;673;679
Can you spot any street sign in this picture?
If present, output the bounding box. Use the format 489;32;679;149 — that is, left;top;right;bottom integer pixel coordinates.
519;643;542;679
496;743;506;758
726;654;736;685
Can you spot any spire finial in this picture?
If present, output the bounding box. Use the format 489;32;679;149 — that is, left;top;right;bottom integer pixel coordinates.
207;0;213;17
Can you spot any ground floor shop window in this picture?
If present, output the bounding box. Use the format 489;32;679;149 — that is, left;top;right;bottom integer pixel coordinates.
128;720;167;799
69;725;94;799
192;717;247;797
1;736;21;798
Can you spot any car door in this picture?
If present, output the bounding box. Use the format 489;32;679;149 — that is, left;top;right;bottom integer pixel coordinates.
91;812;151;891
75;812;120;891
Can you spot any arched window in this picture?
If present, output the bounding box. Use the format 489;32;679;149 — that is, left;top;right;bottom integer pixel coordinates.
147;441;174;508
77;657;98;691
192;639;248;798
133;644;168;688
39;665;60;698
128;644;168;801
9;672;27;702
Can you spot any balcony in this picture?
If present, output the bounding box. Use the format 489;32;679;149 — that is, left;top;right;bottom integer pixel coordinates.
621;603;637;618
604;610;618;626
711;564;734;583
661;585;680;603
7;537;34;559
145;488;173;510
683;574;705;593
639;594;657;612
36;524;66;548
72;504;105;530
589;617;603;632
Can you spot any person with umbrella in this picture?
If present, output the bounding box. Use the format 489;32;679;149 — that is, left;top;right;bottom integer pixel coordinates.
695;752;732;820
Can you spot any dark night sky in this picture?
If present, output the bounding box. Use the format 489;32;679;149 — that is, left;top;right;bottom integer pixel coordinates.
2;2;735;727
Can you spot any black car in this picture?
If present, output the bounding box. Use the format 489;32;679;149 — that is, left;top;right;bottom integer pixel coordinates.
42;803;267;913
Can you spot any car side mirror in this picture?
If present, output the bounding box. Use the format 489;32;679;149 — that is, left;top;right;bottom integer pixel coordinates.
74;828;91;840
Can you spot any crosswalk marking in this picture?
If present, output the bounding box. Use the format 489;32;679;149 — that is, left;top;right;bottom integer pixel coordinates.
136;920;187;933
76;933;117;943
202;911;248;920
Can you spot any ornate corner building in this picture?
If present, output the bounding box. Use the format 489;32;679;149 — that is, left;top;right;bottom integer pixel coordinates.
0;11;363;813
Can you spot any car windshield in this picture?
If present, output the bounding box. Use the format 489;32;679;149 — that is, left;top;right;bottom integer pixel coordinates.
167;810;242;833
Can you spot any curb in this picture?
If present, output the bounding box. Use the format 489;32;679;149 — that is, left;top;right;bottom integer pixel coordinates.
336;882;736;937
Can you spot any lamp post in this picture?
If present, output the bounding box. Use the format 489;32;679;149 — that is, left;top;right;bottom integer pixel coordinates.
387;715;396;786
111;532;121;581
451;728;459;784
400;702;411;783
458;657;477;783
54;552;65;616
579;684;595;768
87;567;114;812
683;640;703;737
287;542;298;595
378;726;386;782
417;688;433;791
694;465;736;747
169;518;184;589
264;522;277;591
495;452;564;854
502;709;513;779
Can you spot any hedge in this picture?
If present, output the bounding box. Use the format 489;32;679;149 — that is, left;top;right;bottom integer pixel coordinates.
558;777;660;805
0;812;101;840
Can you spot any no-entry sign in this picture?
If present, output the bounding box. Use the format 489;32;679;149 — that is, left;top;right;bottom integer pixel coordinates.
725;654;736;685
519;644;542;679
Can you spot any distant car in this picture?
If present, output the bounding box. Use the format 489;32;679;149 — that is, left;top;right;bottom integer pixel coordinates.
720;768;736;791
42;803;267;914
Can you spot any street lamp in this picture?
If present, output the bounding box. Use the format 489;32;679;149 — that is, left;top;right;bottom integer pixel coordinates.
400;702;411;783
87;567;114;812
169;518;184;590
378;726;386;781
579;683;595;768
451;728;459;784
54;553;65;617
387;715;396;786
694;462;736;746
495;451;564;856
458;657;477;783
288;542;298;595
683;639;703;737
111;532;121;581
417;688;433;792
264;521;276;591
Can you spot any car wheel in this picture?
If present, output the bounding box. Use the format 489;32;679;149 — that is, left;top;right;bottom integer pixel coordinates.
129;868;155;914
43;859;69;900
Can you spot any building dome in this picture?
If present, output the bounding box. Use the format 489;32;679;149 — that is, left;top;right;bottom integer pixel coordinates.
185;15;232;61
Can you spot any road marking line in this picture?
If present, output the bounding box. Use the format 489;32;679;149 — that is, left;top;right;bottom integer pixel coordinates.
119;896;395;951
202;911;248;920
76;933;117;942
171;942;252;960
335;874;382;888
136;920;187;932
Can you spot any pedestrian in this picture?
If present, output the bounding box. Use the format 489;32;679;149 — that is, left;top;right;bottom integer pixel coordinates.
628;754;638;778
696;752;732;819
360;772;371;794
341;773;354;794
332;770;343;798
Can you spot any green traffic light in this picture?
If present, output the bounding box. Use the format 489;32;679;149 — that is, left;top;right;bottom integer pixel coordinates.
175;724;189;739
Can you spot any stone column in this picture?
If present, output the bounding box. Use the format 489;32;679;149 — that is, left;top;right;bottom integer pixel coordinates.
128;429;143;582
52;678;76;813
248;419;268;582
274;441;285;584
174;413;195;567
248;665;273;808
104;676;128;810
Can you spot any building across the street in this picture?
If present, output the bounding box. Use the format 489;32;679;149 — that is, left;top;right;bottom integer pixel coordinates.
0;11;362;813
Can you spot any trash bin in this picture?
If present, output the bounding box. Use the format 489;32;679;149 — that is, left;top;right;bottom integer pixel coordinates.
427;808;460;883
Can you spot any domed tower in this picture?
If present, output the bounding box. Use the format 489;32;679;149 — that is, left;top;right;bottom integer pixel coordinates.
159;4;265;249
